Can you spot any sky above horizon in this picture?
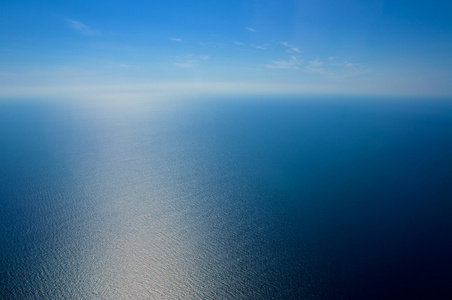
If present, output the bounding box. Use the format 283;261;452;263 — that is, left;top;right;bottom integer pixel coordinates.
1;0;452;100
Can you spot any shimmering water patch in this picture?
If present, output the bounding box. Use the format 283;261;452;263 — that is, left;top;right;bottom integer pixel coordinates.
1;97;452;299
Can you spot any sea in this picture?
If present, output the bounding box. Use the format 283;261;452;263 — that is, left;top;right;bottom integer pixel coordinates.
1;95;451;299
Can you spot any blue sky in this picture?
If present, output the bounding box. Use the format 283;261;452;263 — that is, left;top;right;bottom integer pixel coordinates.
1;0;452;100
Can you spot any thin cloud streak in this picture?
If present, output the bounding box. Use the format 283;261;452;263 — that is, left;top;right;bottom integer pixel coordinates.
252;45;266;50
65;18;97;36
171;54;210;68
281;42;301;53
266;56;302;69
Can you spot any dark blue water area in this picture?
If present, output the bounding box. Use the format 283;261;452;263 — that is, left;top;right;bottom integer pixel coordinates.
0;96;451;299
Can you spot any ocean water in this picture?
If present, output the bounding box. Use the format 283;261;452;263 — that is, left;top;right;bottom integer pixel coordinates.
1;96;451;299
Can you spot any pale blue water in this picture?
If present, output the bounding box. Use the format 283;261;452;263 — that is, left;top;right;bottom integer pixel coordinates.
1;96;451;299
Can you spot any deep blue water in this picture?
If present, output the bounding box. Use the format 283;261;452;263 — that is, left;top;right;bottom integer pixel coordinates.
1;96;451;299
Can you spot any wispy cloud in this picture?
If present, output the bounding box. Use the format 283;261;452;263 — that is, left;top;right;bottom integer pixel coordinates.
309;59;324;67
103;63;138;70
332;61;369;77
232;41;244;46
336;61;360;68
173;60;198;68
326;57;361;69
304;59;326;73
172;54;210;68
281;42;301;53
266;56;302;69
252;45;266;50
199;41;224;48
246;27;255;32
170;38;182;42
65;18;97;36
303;58;368;76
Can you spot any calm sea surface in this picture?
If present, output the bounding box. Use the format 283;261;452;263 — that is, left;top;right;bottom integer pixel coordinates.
1;96;451;299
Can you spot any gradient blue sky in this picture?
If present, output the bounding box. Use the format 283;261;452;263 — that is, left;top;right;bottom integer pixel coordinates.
1;0;452;99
